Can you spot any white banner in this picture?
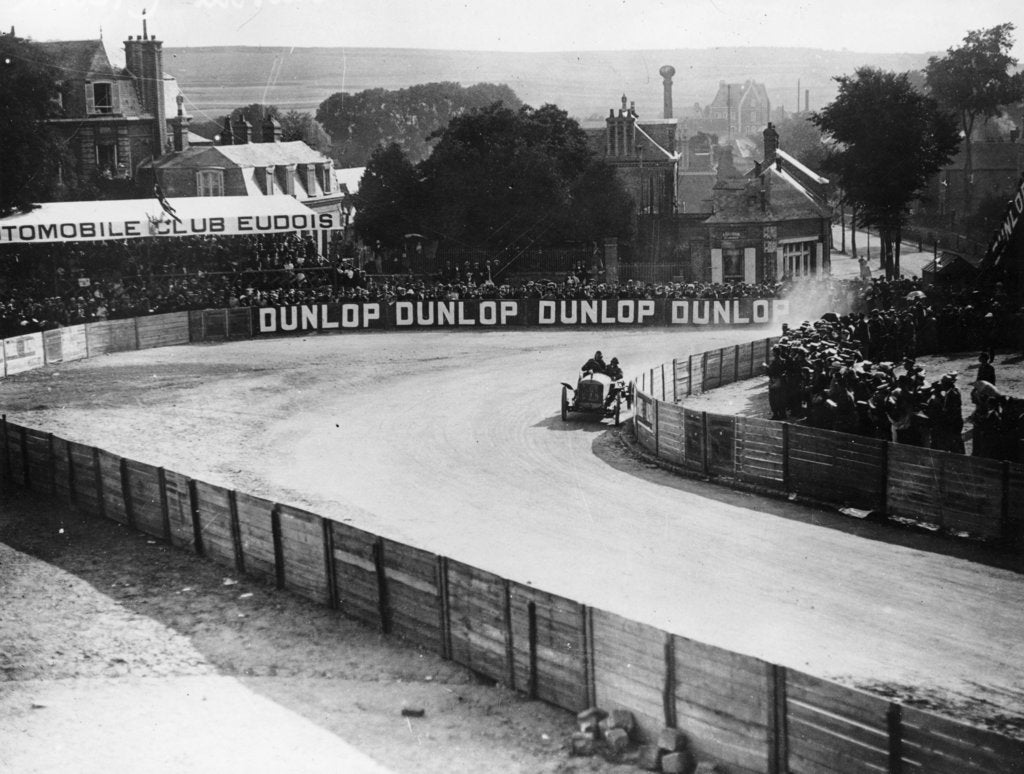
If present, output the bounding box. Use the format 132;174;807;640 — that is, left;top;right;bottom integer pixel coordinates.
3;333;45;375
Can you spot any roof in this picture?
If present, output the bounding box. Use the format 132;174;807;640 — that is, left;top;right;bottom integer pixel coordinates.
334;167;365;195
36;39;113;77
152;141;331;170
0;196;325;244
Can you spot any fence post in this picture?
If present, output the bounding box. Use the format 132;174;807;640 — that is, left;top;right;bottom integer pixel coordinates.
437;555;452;660
782;423;791;492
701;411;710;476
663;633;677;729
228;490;244;575
660;364;666;401
887;703;903;774
878;441;890;513
701;352;709;392
1;414;9;483
767;664;788;774
373;538;391;635
688;355;694;396
672;359;678;403
92;447;105;519
120;458;135;530
527;600;538;700
322;518;338;610
66;441;77;505
734;344;740;384
20;426;30;490
47;433;56;494
654;399;660;457
158;467;171;542
188;479;204;556
583;605;596;708
270;504;284;589
502;579;515;690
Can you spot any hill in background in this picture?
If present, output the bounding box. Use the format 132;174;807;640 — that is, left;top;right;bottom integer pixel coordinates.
165;46;932;126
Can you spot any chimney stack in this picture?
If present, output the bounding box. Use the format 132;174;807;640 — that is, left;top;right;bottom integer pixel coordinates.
763;122;779;159
659;65;676;119
124;10;167;157
171;93;190;152
263;114;282;142
232;115;252;144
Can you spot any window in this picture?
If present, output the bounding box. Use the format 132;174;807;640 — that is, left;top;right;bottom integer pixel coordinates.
722;247;745;282
91;82;113;114
782;241;815;278
319;164;333;194
95;143;117;177
196;169;224;197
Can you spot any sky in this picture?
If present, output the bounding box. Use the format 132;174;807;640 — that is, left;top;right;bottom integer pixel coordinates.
8;0;1023;61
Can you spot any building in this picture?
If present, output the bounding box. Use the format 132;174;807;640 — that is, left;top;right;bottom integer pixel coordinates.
701;80;771;140
37;16;189;187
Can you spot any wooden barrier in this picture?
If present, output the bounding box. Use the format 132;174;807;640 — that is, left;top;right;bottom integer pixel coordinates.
276;504;329;605
226;308;253;339
330;521;385;630
786;671;890;774
96;449;127;525
674;637;773;774
86;319;137;358
192;480;236;567
734;416;785;488
163;470;197;551
67;441;100;516
446;560;512;686
122;458;165;538
706;412;737;477
1008;463;1024;546
508;583;588;711
899;703;1024;773
3;418;1024;771
380;539;445;654
136;312;190;350
234;491;277;582
590;609;667;740
683;408;706;473
887;445;1004;539
788;426;886;511
656;402;686;467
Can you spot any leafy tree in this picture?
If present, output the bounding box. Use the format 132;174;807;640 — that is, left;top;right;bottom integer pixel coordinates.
351;143;423;248
316;82;522;167
813;67;960;278
925;23;1022;216
417;102;632;249
279;110;332;154
0;35;63;214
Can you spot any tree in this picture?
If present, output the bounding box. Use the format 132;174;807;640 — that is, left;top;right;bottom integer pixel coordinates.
351;143;423;248
925;23;1022;217
813;67;960;278
0;34;63;214
316;82;522;167
416;102;631;249
278;110;331;154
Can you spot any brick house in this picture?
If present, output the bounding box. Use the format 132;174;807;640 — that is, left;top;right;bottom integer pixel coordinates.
38;19;190;188
701;80;771;140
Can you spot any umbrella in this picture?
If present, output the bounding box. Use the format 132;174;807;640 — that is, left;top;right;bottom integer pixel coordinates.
906;290;927;300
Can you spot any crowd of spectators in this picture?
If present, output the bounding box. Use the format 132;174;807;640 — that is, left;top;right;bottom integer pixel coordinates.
765;299;1022;462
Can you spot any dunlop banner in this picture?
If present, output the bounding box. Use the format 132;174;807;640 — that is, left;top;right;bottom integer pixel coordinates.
252;298;791;335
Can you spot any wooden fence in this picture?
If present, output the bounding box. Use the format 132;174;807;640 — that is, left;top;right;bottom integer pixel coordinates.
635;341;1024;544
3;415;1022;773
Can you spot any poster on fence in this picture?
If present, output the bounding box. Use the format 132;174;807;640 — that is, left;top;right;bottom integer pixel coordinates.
3;332;45;375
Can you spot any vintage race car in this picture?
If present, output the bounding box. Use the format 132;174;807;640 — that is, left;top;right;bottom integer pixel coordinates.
560;370;634;426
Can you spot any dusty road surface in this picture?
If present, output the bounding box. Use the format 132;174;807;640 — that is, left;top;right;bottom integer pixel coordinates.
2;326;1024;753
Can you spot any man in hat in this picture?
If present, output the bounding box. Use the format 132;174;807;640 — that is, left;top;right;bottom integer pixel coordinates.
581;351;606;375
931;372;965;454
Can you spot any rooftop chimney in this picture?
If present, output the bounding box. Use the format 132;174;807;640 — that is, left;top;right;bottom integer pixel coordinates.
659;65;675;119
763;122;779;159
263;114;282;143
232;115;252;144
124;10;167;157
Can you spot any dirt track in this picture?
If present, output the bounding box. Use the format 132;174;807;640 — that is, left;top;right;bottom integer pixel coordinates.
2;326;1024;754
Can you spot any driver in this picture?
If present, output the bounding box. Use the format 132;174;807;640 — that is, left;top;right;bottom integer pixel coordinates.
605;357;623;381
581;351;606;374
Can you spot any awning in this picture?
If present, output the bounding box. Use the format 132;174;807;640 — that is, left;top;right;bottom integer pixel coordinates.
0;195;342;245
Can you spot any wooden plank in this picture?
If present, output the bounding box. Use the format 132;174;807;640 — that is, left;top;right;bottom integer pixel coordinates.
123;459;165;538
136;312;190;350
900;705;1024;770
162;470;196;550
275;504;328;604
192;480;235;567
381;538;442;653
234;491;277;581
787;726;889;774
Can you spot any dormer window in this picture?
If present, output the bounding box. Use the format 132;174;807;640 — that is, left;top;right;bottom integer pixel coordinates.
88;82;114;115
196;169;224;196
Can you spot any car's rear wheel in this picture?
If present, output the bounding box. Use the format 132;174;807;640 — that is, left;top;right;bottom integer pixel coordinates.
561;385;568;421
